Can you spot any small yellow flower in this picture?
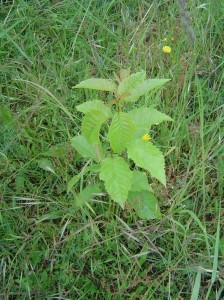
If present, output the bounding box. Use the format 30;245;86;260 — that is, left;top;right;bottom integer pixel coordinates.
171;37;175;41
162;45;171;53
141;134;151;141
163;37;168;42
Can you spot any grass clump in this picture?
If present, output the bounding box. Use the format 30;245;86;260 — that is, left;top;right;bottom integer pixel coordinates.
0;0;223;299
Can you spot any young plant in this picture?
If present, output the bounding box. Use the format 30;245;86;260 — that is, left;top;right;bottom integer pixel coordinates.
69;70;173;219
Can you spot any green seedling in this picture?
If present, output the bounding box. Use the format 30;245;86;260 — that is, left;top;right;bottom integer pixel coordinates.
69;69;173;219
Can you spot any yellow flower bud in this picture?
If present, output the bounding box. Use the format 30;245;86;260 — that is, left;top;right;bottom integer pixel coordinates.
141;134;151;141
162;46;171;53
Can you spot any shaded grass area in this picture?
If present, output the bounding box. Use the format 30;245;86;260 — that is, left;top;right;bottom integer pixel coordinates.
0;0;223;299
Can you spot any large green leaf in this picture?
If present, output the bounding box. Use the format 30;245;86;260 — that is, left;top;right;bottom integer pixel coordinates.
123;79;170;103
75;184;101;207
118;71;146;97
108;112;136;153
81;110;108;144
74;78;117;92
76;100;111;117
127;139;166;186
99;157;132;208
128;190;161;220
71;135;103;161
128;107;173;136
130;171;153;192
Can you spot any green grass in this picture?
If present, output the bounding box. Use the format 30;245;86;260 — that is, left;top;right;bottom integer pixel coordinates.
0;0;223;299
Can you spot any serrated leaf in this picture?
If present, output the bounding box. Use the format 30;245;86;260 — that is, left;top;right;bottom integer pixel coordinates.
127;140;166;186
38;159;55;174
67;164;100;193
118;71;146;97
74;78;117;92
108;112;136;153
128;107;173;136
131;171;153;192
99;157;132;208
76;100;111;117
123;79;170;103
81;110;108;144
128;191;161;220
76;184;101;207
71;135;103;161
